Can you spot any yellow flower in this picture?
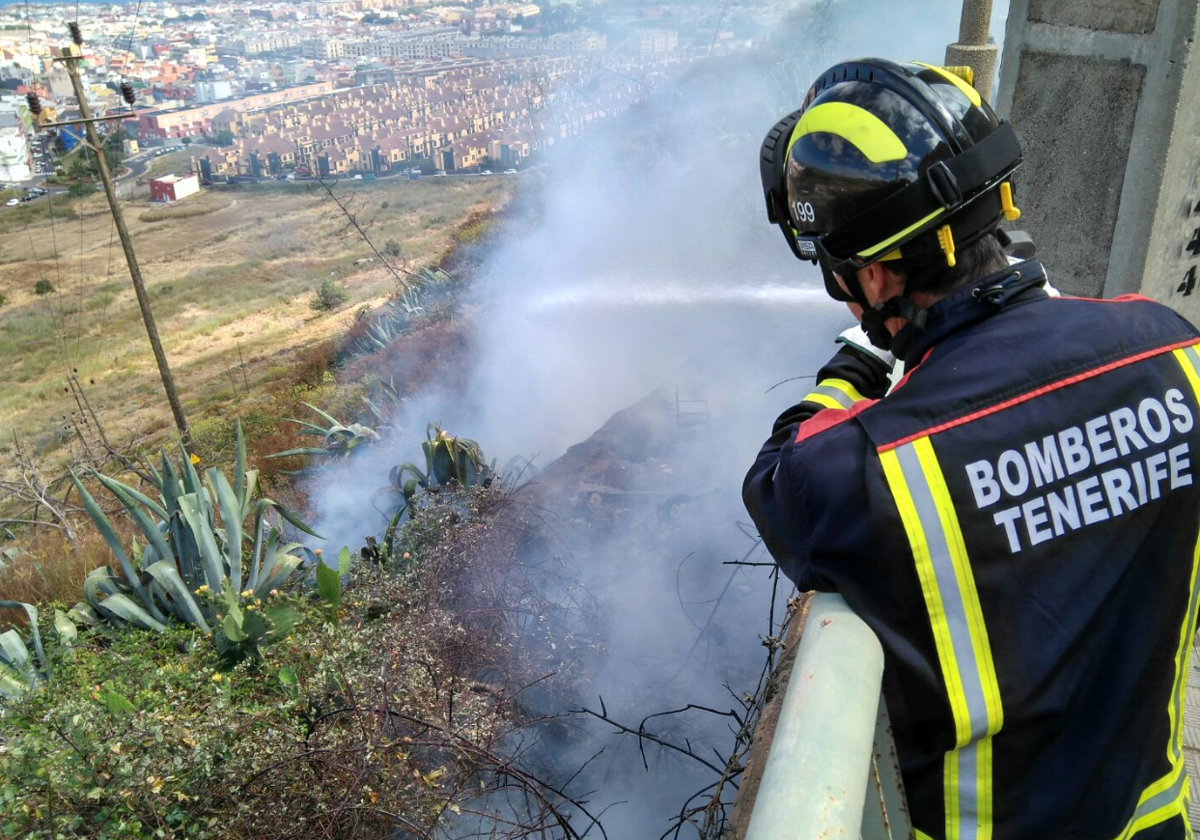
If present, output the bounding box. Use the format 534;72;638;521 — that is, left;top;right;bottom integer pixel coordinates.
189;453;200;466
241;589;254;598
211;673;223;683
245;604;255;611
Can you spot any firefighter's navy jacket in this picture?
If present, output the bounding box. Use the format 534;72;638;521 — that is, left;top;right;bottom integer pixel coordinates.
744;260;1200;840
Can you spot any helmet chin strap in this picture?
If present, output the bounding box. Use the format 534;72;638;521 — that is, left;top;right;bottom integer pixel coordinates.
840;266;929;352
860;294;929;352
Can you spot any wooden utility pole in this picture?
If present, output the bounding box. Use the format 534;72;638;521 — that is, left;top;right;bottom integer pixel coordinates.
56;40;189;442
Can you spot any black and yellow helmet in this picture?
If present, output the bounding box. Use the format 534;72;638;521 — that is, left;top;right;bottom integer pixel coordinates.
760;58;1023;306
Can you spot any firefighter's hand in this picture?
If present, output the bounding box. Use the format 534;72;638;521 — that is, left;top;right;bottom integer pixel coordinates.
836;325;895;375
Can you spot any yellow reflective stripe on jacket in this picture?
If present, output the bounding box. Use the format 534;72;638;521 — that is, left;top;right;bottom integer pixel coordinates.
1110;763;1189;840
802;378;868;411
1171;347;1200;769
881;436;1003;840
1098;345;1200;840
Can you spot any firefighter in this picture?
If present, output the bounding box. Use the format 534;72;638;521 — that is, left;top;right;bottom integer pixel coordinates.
745;58;1200;839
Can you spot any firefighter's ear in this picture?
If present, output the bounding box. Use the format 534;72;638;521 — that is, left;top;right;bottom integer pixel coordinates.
856;262;907;307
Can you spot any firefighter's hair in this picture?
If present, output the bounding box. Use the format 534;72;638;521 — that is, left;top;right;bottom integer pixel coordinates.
885;234;1011;299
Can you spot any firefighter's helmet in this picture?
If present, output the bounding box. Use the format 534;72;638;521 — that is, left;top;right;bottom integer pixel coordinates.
760;58;1023;310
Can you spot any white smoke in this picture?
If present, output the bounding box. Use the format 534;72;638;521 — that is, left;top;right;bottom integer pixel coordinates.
305;2;1014;834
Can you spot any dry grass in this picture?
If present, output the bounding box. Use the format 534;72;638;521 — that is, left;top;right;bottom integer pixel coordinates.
0;528;121;623
0;177;515;475
138;195;233;222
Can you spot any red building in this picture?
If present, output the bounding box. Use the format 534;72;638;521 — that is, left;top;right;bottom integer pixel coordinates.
148;173;200;203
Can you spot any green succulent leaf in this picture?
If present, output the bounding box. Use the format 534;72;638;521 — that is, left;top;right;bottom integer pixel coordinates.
265;447;332;460
263;604;297;639
71;472;163;619
53;609;78;647
102;689;136;716
0;629;30;670
178;493;226;592
93;471;169;522
93;593;167;632
267;499;324;539
315;562;341;614
209;469;244;593
0;601;45;670
222;610;248;643
234;420;247;509
0;666;28;699
144;561;211;633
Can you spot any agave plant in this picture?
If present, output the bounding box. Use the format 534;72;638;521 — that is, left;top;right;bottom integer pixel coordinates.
267;402;384;470
361;376;402;430
380;425;497;554
345;267;454;358
70;423;319;635
0;601;76;698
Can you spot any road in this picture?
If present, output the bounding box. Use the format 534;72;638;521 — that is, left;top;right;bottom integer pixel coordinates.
2;145;180;209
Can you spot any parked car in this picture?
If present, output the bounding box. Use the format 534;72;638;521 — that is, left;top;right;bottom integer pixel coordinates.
481;170;492;176
5;198;19;207
504;169;517;174
433;171;447;177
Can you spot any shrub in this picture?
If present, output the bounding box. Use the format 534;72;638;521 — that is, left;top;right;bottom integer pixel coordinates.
34;279;54;295
69;424;319;662
380;200;389;209
309;278;348;311
0;292;6;306
0;487;595;839
67;181;95;199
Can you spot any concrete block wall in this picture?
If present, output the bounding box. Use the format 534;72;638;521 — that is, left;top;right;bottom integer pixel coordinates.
995;0;1200;319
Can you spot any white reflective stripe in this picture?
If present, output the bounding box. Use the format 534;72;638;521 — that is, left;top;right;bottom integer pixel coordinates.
1112;763;1188;840
896;444;992;743
892;440;1000;840
802;390;847;411
806;384;856;410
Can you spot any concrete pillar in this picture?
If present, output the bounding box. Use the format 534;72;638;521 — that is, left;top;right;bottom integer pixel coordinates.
946;0;999;101
995;0;1200;321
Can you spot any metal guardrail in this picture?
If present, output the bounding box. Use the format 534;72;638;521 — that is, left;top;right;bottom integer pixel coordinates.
743;593;913;840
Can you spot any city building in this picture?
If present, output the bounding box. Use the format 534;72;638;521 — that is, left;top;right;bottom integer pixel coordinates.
149;173;200;202
195;80;233;102
0;126;31;181
219;34;303;56
132;80;334;139
632;29;678;54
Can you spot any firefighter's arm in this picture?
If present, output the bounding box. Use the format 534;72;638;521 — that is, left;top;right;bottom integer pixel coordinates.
743;327;893;588
769;325;894;434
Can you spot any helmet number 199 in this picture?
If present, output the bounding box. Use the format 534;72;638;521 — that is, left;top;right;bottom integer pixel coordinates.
792;201;817;225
